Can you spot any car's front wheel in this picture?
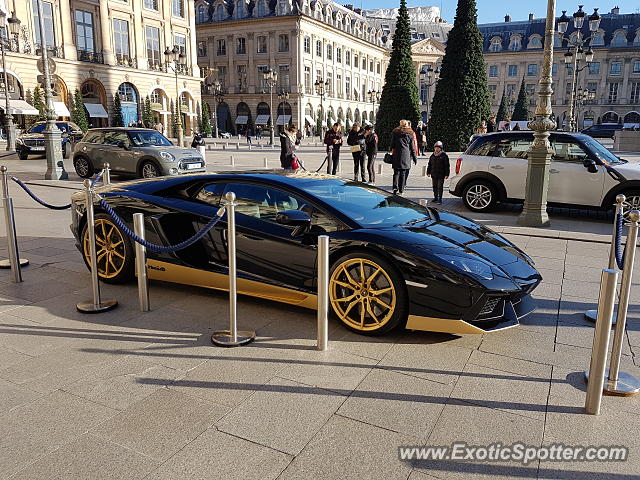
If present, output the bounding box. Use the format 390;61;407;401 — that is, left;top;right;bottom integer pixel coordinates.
622;191;640;221
462;180;498;212
81;214;134;284
74;156;94;178
329;252;407;335
140;161;160;178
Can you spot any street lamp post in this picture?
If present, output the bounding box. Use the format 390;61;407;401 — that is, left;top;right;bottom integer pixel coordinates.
517;0;557;227
418;65;440;121
204;79;222;138
314;77;329;137
0;11;19;151
575;86;596;130
164;46;186;147
367;89;380;122
277;91;289;132
263;67;278;145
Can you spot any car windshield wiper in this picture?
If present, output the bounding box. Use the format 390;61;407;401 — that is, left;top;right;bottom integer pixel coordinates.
402;216;432;226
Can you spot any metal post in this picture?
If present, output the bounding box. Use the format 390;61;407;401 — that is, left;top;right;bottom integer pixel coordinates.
604;210;640;396
211;191;255;346
585;194;625;323
567;42;579;133
174;64;184;148
133;213;150;312
0;31;15;151
0;166;28;279
76;179;118;313
584;268;618;415
230;155;235;166
377;163;383;175
103;163;111;185
317;235;329;351
263;157;268;168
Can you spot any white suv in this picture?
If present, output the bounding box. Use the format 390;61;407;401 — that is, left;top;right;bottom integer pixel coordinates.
449;132;640;213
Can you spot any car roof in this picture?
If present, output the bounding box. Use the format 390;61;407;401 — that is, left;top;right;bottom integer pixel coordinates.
85;127;157;132
473;131;593;142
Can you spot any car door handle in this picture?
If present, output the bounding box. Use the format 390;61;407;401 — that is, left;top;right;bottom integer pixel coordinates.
549;169;560;174
490;165;504;170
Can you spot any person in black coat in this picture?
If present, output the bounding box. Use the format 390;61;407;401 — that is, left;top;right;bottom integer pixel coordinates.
346;123;366;182
191;132;205;148
279;124;299;171
390;120;418;195
363;125;378;184
323;123;343;175
427;141;450;204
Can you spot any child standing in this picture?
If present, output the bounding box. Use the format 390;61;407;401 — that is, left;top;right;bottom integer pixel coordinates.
427;141;450;204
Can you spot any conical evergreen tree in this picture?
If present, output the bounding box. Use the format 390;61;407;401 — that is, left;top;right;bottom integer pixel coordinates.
112;95;124;127
375;0;421;149
427;0;490;150
143;96;154;127
511;79;529;122
71;89;89;131
32;86;46;121
201;102;212;136
496;90;508;123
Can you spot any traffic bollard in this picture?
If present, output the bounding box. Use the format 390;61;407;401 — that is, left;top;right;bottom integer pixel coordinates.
197;145;206;158
585;194;625;323
211;192;256;347
0;166;28;279
584;269;618;415
422;165;428;176
133;213;150;312
263;157;268;168
230;155;235;166
317;235;329;351
377;163;383;175
236;143;240;150
103;163;111;185
604;210;640;396
77;180;118;313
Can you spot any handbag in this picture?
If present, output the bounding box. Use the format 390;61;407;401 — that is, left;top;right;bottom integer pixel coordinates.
350;144;362;153
290;156;300;170
383;152;393;164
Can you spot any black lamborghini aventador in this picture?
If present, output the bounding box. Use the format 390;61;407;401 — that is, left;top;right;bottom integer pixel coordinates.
70;171;542;335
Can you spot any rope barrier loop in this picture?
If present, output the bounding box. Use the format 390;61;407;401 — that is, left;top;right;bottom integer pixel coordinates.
615;211;625;270
10;177;71;210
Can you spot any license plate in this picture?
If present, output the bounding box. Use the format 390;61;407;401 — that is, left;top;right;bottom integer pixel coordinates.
31;147;45;151
186;163;202;170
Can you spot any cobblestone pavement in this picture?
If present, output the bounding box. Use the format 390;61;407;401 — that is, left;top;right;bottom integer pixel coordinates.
0;144;639;479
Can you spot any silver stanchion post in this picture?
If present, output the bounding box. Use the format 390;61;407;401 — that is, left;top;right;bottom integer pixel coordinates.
133;213;150;312
604;210;640;396
585;194;625;323
0;166;28;278
584;268;618;415
211;191;255;347
317;235;329;351
103;163;111;185
76;179;118;313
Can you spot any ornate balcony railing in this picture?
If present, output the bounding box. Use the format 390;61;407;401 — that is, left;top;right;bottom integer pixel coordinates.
176;63;192;76
115;55;137;68
35;44;64;58
148;60;167;72
77;49;104;64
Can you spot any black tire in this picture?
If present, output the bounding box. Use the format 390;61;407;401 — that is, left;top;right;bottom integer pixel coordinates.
621;191;640;221
140;161;160;178
80;213;134;284
62;142;69;159
18;151;28;160
74;156;94;178
329;251;408;335
462;179;498;213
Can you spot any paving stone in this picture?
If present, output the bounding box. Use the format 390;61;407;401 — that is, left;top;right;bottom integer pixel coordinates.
556;322;632;356
562;265;606;282
0;377;41;414
329;329;395;360
0;313;75;356
91;388;228;461
518;298;558;335
337;368;453;441
408;471;443;480
144;428;291;480
278;415;414;480
0;390;116;478
0;344;32;369
9;433;158;480
478;327;556;365
524;248;565;260
558;296;599;326
535;268;564;285
564;254;609;268
0;278;82;303
560;280;601;301
529;256;565;271
532;281;562;300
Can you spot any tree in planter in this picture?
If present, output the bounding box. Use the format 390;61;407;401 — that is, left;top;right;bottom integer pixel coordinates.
375;0;421;149
511;79;529;122
170;100;180;139
196;102;203;133
71;89;89;132
337;109;345;127
24;89;38;129
112;94;124;127
201;102;213;137
143;96;154;127
496;90;508;124
427;0;490;150
316;113;323;137
32;86;46;121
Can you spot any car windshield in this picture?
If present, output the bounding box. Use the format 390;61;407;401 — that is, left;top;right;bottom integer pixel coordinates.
304;181;432;227
28;123;67;134
128;130;173;147
586;140;623;165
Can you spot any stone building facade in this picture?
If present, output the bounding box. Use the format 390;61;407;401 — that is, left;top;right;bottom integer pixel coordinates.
0;0;202;134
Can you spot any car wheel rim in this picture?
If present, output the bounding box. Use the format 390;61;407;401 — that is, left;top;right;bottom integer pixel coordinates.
330;258;396;331
623;195;640;221
76;159;89;177
142;164;158;178
83;219;126;279
466;184;492;210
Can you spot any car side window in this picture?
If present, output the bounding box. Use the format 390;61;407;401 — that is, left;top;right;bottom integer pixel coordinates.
195;182;224;206
468;139;498;156
103;131;131;147
493;138;531;159
29;124;46;133
82;131;103;144
551;140;589;162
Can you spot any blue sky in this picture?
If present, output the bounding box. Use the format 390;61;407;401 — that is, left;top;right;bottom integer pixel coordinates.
358;1;639;24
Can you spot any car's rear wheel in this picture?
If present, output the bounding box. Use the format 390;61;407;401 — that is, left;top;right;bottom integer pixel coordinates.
329;252;407;335
622;191;640;221
81;214;134;284
140;161;160;178
74;156;94;178
462;180;497;212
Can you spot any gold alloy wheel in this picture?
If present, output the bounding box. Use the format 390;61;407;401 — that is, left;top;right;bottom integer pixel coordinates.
83;219;126;279
329;257;396;331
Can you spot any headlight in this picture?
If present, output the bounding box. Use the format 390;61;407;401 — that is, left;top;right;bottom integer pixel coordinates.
437;254;494;280
160;151;175;161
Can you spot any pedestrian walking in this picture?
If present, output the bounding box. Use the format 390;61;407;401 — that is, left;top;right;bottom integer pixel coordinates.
323;123;343;175
246;128;252;145
279;124;300;171
487;116;496;133
364;125;378;184
427;140;450;204
347;122;366;182
191;131;205;148
475;120;488;134
389;119;418;195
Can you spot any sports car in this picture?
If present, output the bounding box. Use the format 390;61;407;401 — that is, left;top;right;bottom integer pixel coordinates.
70;171;542;335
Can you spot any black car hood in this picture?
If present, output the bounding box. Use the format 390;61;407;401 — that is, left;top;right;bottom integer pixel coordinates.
19;133;46;139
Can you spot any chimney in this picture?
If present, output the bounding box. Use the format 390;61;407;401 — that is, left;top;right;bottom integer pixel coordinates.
528;13;534;21
505;14;511;22
344;4;354;11
611;6;620;15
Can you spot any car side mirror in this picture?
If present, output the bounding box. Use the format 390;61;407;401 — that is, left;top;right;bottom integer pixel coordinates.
583;158;598;173
276;210;312;236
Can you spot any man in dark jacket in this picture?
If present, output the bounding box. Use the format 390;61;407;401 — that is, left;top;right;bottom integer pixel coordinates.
364;125;378;184
427;140;450;204
323;123;343;175
347;122;366;182
390;120;418;195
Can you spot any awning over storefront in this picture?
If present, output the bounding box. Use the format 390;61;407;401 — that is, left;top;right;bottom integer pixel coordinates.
53;101;70;117
152;107;172;115
255;114;270;125
304;115;315;126
235;115;248;124
185;112;198;117
276;115;291;125
0;98;38;115
83;103;108;118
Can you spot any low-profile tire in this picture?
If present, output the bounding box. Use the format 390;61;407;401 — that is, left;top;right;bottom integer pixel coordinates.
74;156;94;178
329;251;408;335
462;179;498;213
140;161;160;178
81;213;134;284
18;150;28;160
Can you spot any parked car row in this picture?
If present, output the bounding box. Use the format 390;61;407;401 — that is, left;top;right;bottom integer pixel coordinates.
16;121;83;160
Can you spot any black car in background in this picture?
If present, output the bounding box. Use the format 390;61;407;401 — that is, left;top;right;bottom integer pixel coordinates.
16;121;83;160
581;123;623;139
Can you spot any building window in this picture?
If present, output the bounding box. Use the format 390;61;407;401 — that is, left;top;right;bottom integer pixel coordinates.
326;72;332;96
527;35;542;49
609;83;619;102
369;60;373;72
304;66;311;94
173;33;187;56
32;0;56;47
145;26;160;66
591;30;605;46
197;41;207;57
256;0;268;17
303;36;310;54
336;47;342;63
553;33;562;48
525;84;535;97
257;36;267;53
552;63;558;76
345;51;350;66
144;0;158;10
610;62;622;75
197;5;206;22
362;57;366;69
611;30;627;47
489;84;497;100
631;82;640;103
218;66;227;89
75;10;94;53
588;62;601;75
489;65;498;77
316;40;322;57
237;65;247;91
279;64;290;91
337;74;342;98
345;76;351;100
117;83;136;102
508;34;521;51
235;0;246;19
507;65;518;77
215;5;226;20
172;0;184;17
278;34;289;52
527;64;538;76
257;65;268;90
326;44;332;60
217;39;226;56
113;19;130;60
633;61;640;74
376;63;380;74
236;37;246;54
354;54;358;68
489;37;502;53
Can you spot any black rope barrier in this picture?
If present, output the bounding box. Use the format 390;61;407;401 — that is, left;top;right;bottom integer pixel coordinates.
11;177;71;210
